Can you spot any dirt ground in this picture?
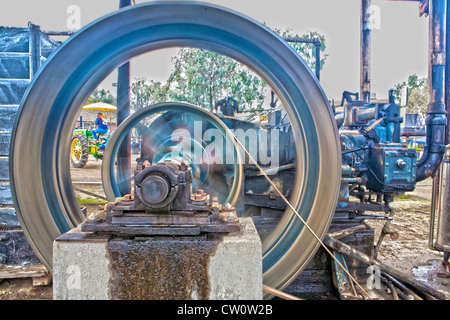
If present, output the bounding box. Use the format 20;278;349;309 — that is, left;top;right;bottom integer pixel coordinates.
1;155;448;299
366;179;450;297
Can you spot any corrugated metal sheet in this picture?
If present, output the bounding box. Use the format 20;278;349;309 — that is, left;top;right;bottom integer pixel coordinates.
0;24;60;266
0;27;29;53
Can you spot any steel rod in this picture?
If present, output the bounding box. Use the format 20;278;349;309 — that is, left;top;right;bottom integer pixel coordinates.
374;207;395;258
429;173;439;250
381;272;423;300
73;187;107;201
28;22;41;78
381;276;399;300
283;37;321;80
361;0;371;103
42;30;73;36
116;0;132;195
315;43;321;80
446;0;450;145
327;225;367;240
435;147;450;251
72;181;103;185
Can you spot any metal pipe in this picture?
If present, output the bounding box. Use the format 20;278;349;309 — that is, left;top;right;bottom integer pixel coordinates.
446;0;450;145
374;207;395;258
28;22;41;78
435;145;450;251
429;171;439;250
361;0;371;103
400;131;427;137
72;181;103;185
381;272;423;300
416;0;447;181
42;30;73;36
354;105;378;122
283;37;321;80
116;0;132;195
381;276;400;300
73;186;107;201
283;37;318;44
324;235;447;300
327;225;367;240
315;43;321;80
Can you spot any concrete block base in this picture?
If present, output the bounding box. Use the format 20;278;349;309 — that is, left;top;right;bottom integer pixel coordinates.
53;218;262;300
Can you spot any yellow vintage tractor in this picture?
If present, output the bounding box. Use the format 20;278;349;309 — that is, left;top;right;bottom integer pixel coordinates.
70;128;108;168
70;102;114;168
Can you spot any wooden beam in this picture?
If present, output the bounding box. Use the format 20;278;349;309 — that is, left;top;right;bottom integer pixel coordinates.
0;264;51;286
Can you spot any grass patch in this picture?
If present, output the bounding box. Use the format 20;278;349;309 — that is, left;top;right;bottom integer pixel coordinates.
396;194;411;200
394;193;430;203
76;196;107;204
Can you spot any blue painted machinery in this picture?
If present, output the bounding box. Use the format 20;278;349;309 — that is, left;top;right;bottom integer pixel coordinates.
337;90;417;203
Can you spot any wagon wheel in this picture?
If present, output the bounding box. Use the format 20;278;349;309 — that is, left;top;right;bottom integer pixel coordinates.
70;133;89;168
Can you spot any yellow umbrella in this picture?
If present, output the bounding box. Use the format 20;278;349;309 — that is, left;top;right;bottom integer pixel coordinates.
82;102;117;111
81;102;116;129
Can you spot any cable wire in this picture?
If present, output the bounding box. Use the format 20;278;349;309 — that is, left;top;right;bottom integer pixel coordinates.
229;131;372;300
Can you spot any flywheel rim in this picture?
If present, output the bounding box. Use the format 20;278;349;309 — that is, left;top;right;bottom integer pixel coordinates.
10;1;341;297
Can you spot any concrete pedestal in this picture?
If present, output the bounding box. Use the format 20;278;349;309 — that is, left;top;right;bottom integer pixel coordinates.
53;218;262;300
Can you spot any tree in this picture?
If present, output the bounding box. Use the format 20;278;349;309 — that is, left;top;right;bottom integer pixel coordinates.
131;78;169;112
167;48;266;112
393;74;428;115
129;27;327;112
87;88;116;105
271;28;328;75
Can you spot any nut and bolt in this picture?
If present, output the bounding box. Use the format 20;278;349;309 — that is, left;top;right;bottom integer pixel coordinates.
396;159;406;169
88;212;98;221
218;203;237;222
226;211;236;221
192;189;208;201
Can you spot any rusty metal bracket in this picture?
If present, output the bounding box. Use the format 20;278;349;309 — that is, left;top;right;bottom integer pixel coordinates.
331;251;363;300
324;234;448;300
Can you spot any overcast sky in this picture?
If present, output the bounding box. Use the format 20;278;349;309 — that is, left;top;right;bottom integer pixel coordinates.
1;0;429;101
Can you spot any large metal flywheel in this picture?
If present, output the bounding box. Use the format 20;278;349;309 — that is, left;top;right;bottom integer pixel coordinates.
10;1;341;296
